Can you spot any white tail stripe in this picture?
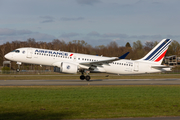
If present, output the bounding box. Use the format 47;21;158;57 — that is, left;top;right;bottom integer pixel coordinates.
151;45;169;61
143;39;171;61
148;40;171;61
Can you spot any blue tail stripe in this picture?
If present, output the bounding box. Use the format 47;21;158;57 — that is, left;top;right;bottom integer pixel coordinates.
149;40;171;61
144;42;166;60
144;39;170;60
151;45;168;61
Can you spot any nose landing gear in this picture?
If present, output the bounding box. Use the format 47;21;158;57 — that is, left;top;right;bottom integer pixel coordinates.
16;62;21;72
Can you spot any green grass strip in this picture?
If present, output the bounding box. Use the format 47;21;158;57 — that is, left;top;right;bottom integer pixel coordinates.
0;85;180;120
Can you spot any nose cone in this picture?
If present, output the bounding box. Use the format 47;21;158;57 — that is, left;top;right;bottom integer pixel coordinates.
4;53;11;60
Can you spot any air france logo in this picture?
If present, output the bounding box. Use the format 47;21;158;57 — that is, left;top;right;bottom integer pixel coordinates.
67;65;70;69
35;49;69;56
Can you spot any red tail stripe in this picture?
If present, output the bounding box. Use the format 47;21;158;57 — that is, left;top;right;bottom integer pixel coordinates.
70;54;73;56
155;50;167;62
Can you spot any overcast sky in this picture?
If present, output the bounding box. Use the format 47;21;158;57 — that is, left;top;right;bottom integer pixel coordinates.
0;0;180;47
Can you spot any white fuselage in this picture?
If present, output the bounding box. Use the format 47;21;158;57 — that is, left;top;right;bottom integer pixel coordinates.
4;47;170;75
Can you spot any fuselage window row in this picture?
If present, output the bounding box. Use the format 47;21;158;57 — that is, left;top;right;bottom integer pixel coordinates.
34;52;133;67
111;62;133;67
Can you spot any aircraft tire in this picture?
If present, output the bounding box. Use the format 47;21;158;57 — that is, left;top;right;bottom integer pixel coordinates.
16;68;20;72
80;75;85;80
85;75;91;81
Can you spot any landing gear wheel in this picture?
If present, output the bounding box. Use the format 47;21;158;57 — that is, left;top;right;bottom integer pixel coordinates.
85;75;91;81
16;68;20;72
80;75;85;80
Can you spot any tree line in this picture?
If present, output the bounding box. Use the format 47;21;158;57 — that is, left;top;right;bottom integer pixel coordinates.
0;38;179;68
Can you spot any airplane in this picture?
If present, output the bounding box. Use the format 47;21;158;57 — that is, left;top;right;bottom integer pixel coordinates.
4;38;172;81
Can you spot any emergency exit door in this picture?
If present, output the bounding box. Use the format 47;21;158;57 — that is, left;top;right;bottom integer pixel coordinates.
134;62;139;72
27;49;33;58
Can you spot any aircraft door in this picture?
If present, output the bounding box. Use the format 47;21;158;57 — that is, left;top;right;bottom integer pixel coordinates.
134;62;139;72
27;48;33;58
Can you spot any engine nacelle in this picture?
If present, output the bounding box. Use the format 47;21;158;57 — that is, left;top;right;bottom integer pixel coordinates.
53;62;78;74
61;62;78;74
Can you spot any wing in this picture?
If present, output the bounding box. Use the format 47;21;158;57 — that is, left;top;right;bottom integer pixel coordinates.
79;52;129;69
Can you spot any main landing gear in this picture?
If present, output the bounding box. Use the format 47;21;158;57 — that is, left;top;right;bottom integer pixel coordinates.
80;70;91;81
80;74;91;81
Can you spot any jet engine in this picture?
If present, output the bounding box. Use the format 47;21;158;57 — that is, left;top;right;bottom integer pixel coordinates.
53;62;78;74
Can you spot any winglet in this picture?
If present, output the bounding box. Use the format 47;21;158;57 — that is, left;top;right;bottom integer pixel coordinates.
119;52;129;59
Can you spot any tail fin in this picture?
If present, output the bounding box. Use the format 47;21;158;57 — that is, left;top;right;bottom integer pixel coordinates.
139;39;172;64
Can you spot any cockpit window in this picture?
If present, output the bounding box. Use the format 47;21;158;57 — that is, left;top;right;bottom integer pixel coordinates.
11;50;20;53
15;50;20;53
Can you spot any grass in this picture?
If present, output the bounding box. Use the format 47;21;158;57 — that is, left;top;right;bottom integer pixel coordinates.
0;73;180;80
0;86;180;120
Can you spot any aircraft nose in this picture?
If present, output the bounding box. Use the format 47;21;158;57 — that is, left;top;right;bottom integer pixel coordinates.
4;53;11;60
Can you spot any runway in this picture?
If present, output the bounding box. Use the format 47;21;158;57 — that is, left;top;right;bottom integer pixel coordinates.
1;78;180;86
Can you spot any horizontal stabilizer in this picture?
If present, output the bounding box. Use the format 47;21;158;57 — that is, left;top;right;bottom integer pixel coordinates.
151;65;173;68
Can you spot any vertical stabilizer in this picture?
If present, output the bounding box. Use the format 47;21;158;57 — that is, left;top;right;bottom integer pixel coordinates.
138;39;172;64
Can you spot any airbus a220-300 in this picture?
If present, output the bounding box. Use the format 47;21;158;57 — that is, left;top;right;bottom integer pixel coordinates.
5;39;172;81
